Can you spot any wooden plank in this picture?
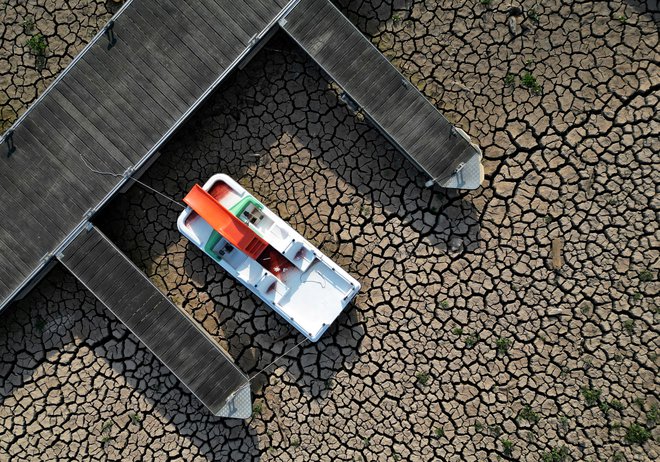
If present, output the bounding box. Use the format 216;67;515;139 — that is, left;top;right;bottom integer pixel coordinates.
59;230;104;269
59;70;153;155
153;0;235;68
196;0;259;40
0;224;38;275
106;25;193;115
122;292;167;326
41;90;133;172
59;226;247;414
1;124;89;209
287;1;334;40
19;108;115;196
27;102;121;193
79;51;175;131
127;4;215;87
92;40;186;119
0;148;77;234
114;14;203;103
72;56;163;141
162;342;217;382
0;135;87;223
181;0;251;48
230;0;276;24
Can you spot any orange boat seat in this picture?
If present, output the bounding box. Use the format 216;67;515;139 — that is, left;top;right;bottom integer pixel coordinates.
183;184;268;260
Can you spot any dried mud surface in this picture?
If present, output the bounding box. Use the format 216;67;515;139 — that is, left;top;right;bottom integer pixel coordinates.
0;0;658;461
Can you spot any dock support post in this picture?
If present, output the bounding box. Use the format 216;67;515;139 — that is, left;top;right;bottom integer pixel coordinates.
105;21;117;49
4;130;15;158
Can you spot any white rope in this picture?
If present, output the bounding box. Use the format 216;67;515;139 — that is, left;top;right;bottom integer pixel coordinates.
80;154;312;393
78;153;185;209
248;336;308;382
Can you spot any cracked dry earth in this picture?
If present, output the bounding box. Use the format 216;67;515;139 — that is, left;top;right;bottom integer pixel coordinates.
0;0;114;131
0;0;658;461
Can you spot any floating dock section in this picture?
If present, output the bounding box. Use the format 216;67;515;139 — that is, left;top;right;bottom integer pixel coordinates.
280;0;483;189
58;226;251;417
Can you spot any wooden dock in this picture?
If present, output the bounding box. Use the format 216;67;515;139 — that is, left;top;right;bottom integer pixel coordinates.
0;0;483;416
58;226;251;416
0;0;293;310
280;0;483;189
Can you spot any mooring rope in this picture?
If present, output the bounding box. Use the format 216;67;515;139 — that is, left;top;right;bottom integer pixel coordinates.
78;153;185;209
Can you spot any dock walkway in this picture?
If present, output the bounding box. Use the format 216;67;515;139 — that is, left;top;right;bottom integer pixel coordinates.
58;226;251;417
281;0;483;189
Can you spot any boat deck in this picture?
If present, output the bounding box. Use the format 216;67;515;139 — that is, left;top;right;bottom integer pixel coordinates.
58;226;250;417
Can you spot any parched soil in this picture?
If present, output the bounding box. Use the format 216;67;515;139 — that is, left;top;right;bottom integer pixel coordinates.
0;0;658;461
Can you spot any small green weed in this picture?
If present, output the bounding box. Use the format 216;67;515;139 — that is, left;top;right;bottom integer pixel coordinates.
392;13;402;24
638;270;653;282
541;445;570;462
101;421;113;433
480;0;493;5
646;404;658;426
581;387;602;406
502;438;514;456
21;17;35;34
434;427;445;438
518;405;540;425
609;400;624;412
27;33;47;56
624;423;651;445
440;300;450;309
290;436;300;447
504;73;516;87
496;337;511;355
528;8;540;23
599;401;611;415
360;203;372;217
416;372;430;386
617;14;628;23
465;333;479;347
452;327;463;336
129;412;142;425
521;72;542;94
253;401;263;416
34;316;47;333
612;451;625;462
580;303;591;315
559;415;569;432
632;292;642;301
474;421;484;432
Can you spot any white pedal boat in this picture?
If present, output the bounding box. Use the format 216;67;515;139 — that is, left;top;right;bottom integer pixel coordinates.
177;174;360;341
